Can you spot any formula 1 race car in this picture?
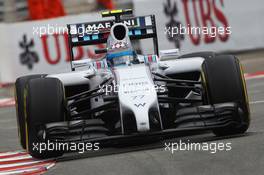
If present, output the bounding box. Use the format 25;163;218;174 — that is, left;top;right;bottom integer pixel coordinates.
15;9;250;158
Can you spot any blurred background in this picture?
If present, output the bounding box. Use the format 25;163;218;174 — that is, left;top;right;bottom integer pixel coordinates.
0;0;132;22
0;0;263;83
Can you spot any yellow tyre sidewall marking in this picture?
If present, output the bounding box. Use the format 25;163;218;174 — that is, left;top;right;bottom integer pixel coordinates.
14;87;22;144
201;69;210;104
23;87;29;151
239;62;251;122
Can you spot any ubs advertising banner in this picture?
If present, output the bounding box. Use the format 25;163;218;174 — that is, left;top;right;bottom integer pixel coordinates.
134;0;264;54
1;0;264;82
0;13;106;82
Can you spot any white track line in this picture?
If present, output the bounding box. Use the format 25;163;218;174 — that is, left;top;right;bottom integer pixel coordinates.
0;152;24;157
0;167;42;175
0;151;55;175
250;100;264;105
0;155;32;162
0;160;49;169
246;75;264;80
0;98;15;107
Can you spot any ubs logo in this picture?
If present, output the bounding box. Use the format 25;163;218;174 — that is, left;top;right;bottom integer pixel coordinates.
164;0;185;49
19;35;39;70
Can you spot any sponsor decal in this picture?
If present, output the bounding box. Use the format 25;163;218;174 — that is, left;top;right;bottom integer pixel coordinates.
111;42;128;49
163;0;231;47
19;35;39;70
134;103;147;108
70;19;138;36
87;19;137;31
18;33;106;69
164;0;185;48
181;0;231;44
85;19;138;32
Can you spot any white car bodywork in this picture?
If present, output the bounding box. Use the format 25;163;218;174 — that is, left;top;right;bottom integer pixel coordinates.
48;55;204;86
47;51;204;132
114;64;162;132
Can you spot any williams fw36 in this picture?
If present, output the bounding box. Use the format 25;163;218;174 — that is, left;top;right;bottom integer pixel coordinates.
15;9;250;158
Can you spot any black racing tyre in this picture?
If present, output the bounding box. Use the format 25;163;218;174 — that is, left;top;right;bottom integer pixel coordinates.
15;74;46;149
25;78;65;158
201;55;250;136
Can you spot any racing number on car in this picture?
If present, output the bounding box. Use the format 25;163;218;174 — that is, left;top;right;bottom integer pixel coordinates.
132;95;145;100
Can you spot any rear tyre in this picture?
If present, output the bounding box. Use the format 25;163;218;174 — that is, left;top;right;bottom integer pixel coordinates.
15;74;46;149
201;55;250;136
25;78;65;158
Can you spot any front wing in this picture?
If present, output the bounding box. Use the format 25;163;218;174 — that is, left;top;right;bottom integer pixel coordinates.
38;102;245;146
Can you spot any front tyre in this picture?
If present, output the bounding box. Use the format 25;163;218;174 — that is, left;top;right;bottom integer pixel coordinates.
201;55;250;136
15;74;46;149
25;78;65;158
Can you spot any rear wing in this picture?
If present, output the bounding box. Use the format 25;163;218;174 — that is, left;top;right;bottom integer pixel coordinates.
67;15;159;63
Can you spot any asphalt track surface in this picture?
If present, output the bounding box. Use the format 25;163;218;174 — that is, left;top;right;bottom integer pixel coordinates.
0;55;264;175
